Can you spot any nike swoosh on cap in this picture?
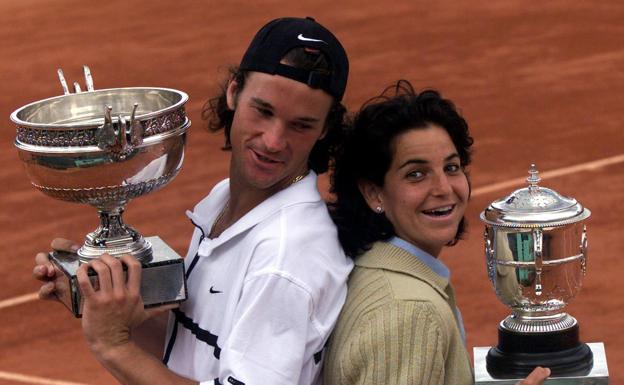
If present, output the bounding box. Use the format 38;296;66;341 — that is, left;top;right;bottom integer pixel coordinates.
297;33;326;44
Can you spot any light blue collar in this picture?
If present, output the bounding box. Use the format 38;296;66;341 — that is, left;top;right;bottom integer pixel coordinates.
388;237;450;279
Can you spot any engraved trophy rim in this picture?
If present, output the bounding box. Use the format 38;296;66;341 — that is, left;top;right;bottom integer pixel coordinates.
12;86;190;155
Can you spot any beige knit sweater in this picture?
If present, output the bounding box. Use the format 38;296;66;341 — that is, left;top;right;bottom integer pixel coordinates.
323;241;473;385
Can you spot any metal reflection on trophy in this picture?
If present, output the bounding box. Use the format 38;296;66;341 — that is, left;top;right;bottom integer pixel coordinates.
11;66;189;316
474;164;609;383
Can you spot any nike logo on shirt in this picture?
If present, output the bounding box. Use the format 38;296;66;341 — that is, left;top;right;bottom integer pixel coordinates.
209;286;222;294
297;34;326;44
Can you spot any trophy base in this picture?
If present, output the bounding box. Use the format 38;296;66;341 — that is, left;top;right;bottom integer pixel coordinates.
474;342;609;384
487;345;593;378
50;236;187;317
485;323;593;378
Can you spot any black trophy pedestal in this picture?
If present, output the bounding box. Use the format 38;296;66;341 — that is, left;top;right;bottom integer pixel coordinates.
486;324;593;378
50;236;187;317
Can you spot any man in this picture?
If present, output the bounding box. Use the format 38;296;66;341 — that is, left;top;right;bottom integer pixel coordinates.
34;17;353;385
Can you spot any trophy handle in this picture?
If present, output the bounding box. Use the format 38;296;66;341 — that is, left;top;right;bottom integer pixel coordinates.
532;228;543;296
96;103;144;160
83;65;94;91
57;65;94;95
580;225;588;275
484;228;496;284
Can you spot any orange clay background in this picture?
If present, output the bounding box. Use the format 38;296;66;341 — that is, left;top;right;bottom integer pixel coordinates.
1;1;623;384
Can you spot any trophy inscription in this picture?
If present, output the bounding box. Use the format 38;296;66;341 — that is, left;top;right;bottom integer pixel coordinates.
11;66;189;316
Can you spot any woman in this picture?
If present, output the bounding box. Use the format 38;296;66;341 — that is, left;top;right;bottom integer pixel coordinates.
323;80;549;385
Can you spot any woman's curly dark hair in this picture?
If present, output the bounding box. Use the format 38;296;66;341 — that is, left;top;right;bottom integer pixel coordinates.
201;48;348;174
329;80;474;257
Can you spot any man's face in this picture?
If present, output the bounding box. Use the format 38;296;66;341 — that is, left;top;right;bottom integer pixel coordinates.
226;71;333;193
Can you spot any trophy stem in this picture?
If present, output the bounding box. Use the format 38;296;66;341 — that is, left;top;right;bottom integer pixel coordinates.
504;311;574;333
77;206;152;263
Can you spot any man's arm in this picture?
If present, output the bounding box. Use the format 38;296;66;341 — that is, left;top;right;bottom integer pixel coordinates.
76;254;199;385
90;339;198;385
131;312;169;358
35;238;169;358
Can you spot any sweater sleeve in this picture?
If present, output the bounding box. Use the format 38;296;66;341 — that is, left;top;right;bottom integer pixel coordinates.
332;300;448;385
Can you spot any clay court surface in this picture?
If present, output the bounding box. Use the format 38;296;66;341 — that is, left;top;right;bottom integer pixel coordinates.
1;1;623;384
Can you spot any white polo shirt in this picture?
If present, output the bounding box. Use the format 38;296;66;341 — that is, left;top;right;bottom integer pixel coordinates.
164;172;353;385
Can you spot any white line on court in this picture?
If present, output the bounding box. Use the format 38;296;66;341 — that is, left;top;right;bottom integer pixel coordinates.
472;153;624;197
0;371;90;385
1;153;623;313
0;292;38;310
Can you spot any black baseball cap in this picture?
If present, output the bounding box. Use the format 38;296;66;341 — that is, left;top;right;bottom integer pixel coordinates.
239;17;349;101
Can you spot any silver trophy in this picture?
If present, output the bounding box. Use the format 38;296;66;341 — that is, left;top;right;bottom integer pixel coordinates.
11;66;189;316
473;165;609;384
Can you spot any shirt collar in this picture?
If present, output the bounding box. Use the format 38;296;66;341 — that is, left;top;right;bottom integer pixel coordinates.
186;171;321;245
388;237;450;279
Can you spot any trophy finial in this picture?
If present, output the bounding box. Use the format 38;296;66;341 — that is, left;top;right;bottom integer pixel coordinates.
117;114;130;158
129;103;144;146
526;164;541;191
96;105;116;150
56;65;95;95
83;65;94;91
57;68;70;95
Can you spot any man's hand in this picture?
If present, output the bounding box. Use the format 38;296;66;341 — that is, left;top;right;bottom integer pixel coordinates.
516;367;551;385
76;253;177;357
33;238;80;300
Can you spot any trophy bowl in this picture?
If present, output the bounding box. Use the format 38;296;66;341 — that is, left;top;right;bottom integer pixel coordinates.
485;223;587;323
479;164;593;378
11;67;190;315
12;86;189;261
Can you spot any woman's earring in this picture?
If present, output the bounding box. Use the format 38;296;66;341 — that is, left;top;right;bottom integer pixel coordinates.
375;206;383;214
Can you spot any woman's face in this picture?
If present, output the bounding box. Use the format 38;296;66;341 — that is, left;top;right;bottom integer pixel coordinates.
360;124;470;257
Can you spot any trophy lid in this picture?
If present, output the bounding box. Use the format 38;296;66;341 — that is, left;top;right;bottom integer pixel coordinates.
480;164;591;228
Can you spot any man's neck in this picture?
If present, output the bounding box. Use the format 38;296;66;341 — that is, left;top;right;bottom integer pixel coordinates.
208;181;262;239
209;170;309;238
